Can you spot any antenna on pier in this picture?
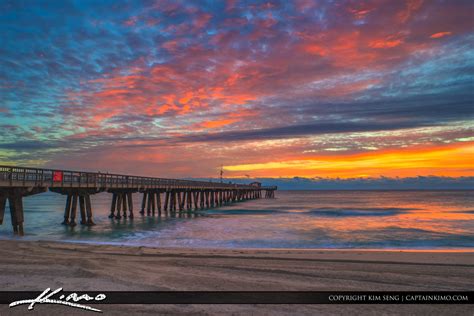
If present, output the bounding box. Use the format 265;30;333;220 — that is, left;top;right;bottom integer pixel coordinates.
220;165;224;183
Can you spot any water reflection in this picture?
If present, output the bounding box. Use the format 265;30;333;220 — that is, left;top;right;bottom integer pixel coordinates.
0;190;472;249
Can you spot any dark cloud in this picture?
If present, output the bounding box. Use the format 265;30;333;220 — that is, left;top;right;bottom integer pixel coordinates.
0;141;58;150
174;120;434;143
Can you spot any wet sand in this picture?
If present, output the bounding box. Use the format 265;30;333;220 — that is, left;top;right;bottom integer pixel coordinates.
0;240;472;315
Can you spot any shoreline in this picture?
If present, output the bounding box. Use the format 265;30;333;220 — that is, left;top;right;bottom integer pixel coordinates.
2;237;474;253
1;239;473;315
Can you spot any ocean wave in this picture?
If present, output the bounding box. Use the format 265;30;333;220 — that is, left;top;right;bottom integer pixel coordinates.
307;207;416;217
204;209;283;215
341;226;474;248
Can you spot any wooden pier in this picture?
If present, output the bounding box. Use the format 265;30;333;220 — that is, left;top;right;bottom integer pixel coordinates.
0;166;277;235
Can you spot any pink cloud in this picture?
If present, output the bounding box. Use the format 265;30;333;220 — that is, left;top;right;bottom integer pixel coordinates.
123;16;137;26
193;13;212;29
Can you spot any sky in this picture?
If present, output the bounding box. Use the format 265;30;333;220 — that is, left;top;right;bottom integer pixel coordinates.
0;0;473;185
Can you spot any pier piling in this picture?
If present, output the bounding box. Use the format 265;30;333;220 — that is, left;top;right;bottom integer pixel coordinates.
110;193;117;218
122;193;127;218
140;192;147;215
0;194;6;225
85;194;95;225
70;194;78;227
79;195;86;225
127;192;133;218
62;194;72;225
115;194;122;219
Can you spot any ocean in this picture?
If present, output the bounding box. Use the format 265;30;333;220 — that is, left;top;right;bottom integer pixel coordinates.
0;190;473;250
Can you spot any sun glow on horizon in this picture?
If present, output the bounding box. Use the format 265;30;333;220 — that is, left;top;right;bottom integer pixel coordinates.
224;142;474;178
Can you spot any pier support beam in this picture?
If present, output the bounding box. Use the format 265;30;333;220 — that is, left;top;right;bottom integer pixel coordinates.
107;189;137;220
8;193;23;235
79;195;86;225
205;191;209;209
62;194;72;225
164;191;170;214
70;194;78;226
156;191;162;216
127;192;134;218
170;190;176;214
264;189;275;198
122;192;128;218
140;191;147;215
193;191;198;210
138;189;167;217
110;193;118;218
85;194;95;225
0;194;6;225
187;191;192;211
169;191;174;214
0;187;46;235
116;193;122;219
51;188;101;227
173;191;178;213
150;191;155;215
147;191;152;215
200;191;205;210
209;191;214;208
177;191;183;212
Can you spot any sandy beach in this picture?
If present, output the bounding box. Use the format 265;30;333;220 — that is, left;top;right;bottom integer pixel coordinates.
0;240;472;315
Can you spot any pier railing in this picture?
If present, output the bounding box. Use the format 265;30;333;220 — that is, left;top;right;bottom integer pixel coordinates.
0;165;277;190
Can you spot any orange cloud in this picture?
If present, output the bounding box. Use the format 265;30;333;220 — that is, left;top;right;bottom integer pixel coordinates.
430;31;452;39
369;38;403;48
201;118;238;129
191;108;259;130
303;44;327;56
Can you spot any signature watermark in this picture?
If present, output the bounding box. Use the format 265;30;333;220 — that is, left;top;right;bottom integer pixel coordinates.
9;287;106;313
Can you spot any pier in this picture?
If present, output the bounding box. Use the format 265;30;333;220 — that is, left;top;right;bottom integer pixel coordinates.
0;166;277;235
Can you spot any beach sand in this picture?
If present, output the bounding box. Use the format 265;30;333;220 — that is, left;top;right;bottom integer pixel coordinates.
0;240;472;315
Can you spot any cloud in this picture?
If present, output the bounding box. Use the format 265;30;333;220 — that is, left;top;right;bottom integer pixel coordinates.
0;140;59;150
430;32;452;39
0;0;473;179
